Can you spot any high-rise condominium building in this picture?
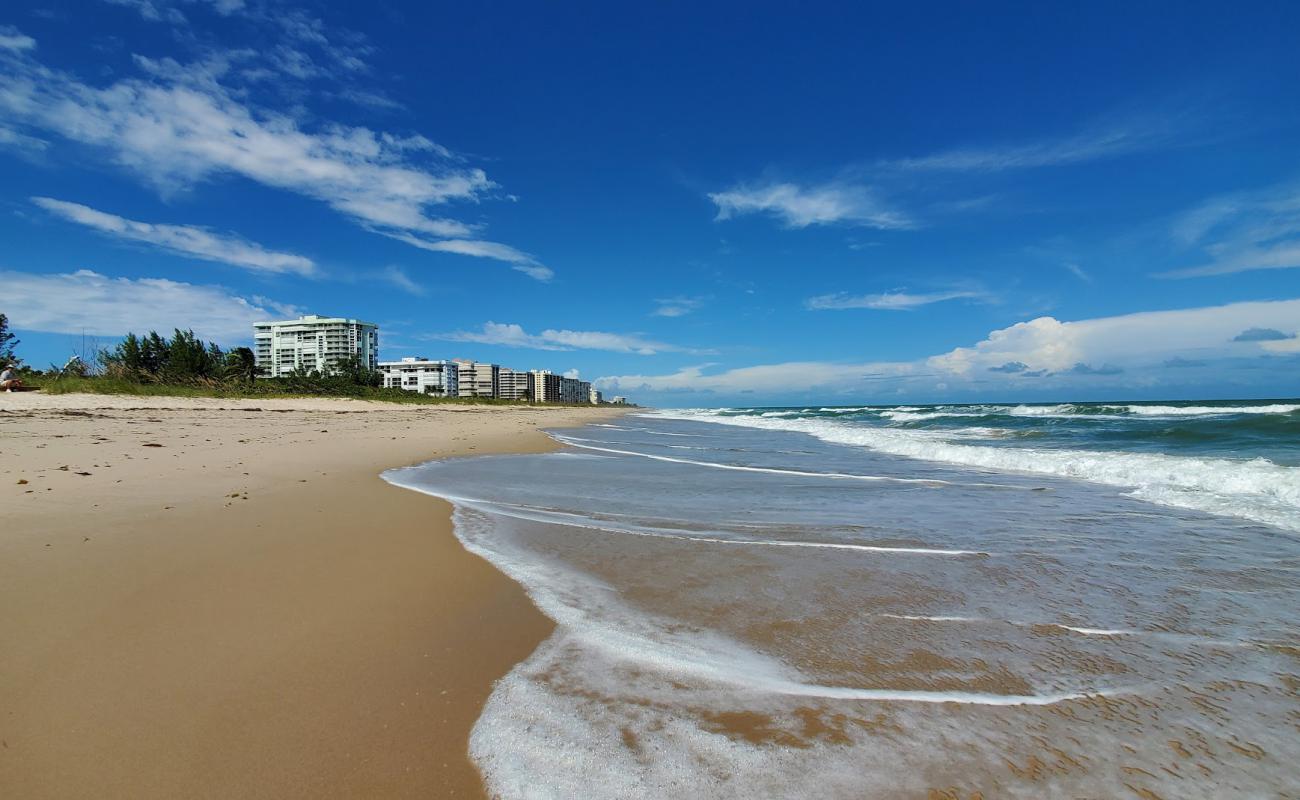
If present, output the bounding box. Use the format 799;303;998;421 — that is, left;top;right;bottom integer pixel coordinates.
558;376;590;404
454;360;500;398
253;315;378;378
378;357;458;396
529;370;560;403
498;367;531;401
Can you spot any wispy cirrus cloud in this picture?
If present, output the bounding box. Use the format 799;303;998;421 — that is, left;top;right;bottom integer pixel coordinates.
377;265;425;296
708;181;913;230
32;197;316;276
806;288;990;311
652;296;706;317
0;26;548;278
878;120;1171;173
0;26;37;51
385;232;553;281
431;322;702;355
1;268;284;342
1158;180;1300;278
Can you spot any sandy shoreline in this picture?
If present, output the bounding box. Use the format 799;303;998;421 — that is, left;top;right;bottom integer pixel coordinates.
0;393;628;798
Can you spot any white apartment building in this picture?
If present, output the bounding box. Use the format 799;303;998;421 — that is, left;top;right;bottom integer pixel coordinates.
589;387;603;405
498;367;531;401
253;315;378;378
454;360;500;398
378;357;458;396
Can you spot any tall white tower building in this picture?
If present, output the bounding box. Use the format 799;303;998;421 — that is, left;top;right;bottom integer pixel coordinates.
253;315;379;378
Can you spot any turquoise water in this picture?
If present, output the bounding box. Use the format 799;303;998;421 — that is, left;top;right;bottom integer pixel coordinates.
665;400;1300;531
707;400;1300;464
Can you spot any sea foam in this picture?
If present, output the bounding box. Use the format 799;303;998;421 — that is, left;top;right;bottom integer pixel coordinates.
652;410;1300;531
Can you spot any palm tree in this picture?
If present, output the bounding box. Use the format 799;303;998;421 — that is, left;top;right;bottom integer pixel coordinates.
224;347;259;382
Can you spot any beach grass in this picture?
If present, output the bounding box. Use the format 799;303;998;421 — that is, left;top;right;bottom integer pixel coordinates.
25;375;532;405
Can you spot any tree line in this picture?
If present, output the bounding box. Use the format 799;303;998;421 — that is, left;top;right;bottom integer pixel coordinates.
99;329;382;389
0;314;385;394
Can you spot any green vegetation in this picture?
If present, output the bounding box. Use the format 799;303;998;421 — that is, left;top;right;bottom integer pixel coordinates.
13;327;526;405
28;374;525;404
0;314;19;366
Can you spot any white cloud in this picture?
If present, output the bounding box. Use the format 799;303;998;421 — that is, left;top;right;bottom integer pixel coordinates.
33;197;316;275
596;362;915;395
0;27;37;52
652;296;705;317
708;181;912;230
386;233;553;281
806;289;987;311
1064;262;1092;282
1159;182;1300;278
0;124;47;152
378;265;425;296
0;30;548;278
928;299;1300;375
433;322;698;355
598;298;1300;395
879;123;1164;173
249;294;301;318
1;269;283;342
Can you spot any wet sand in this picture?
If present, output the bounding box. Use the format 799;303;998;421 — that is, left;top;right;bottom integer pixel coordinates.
0;393;626;799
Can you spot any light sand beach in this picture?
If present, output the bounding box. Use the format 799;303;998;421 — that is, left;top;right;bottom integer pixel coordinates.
0;393;626;799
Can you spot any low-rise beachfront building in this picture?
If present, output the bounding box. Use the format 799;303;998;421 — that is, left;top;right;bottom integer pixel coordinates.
498;368;531;401
454;360;499;399
378;357;458;396
253;315;378;378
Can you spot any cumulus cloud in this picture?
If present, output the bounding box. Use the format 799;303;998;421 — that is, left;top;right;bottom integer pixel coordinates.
598;297;1300;396
1;269;282;341
806;289;988;311
927;299;1300;375
432;322;699;355
708;181;912;230
33;197;315;275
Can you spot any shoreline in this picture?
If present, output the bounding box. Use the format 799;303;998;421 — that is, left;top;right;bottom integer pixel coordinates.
0;393;629;798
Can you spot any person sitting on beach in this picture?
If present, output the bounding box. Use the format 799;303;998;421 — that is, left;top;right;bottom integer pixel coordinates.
1;364;23;391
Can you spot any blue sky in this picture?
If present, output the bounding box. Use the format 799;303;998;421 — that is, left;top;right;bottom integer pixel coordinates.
2;0;1299;405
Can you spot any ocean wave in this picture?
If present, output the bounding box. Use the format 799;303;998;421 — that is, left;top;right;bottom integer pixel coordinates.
845;402;1299;421
552;434;1027;489
1102;403;1300;416
652;411;1300;531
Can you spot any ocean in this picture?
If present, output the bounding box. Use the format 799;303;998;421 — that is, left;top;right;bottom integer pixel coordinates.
384;399;1300;797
